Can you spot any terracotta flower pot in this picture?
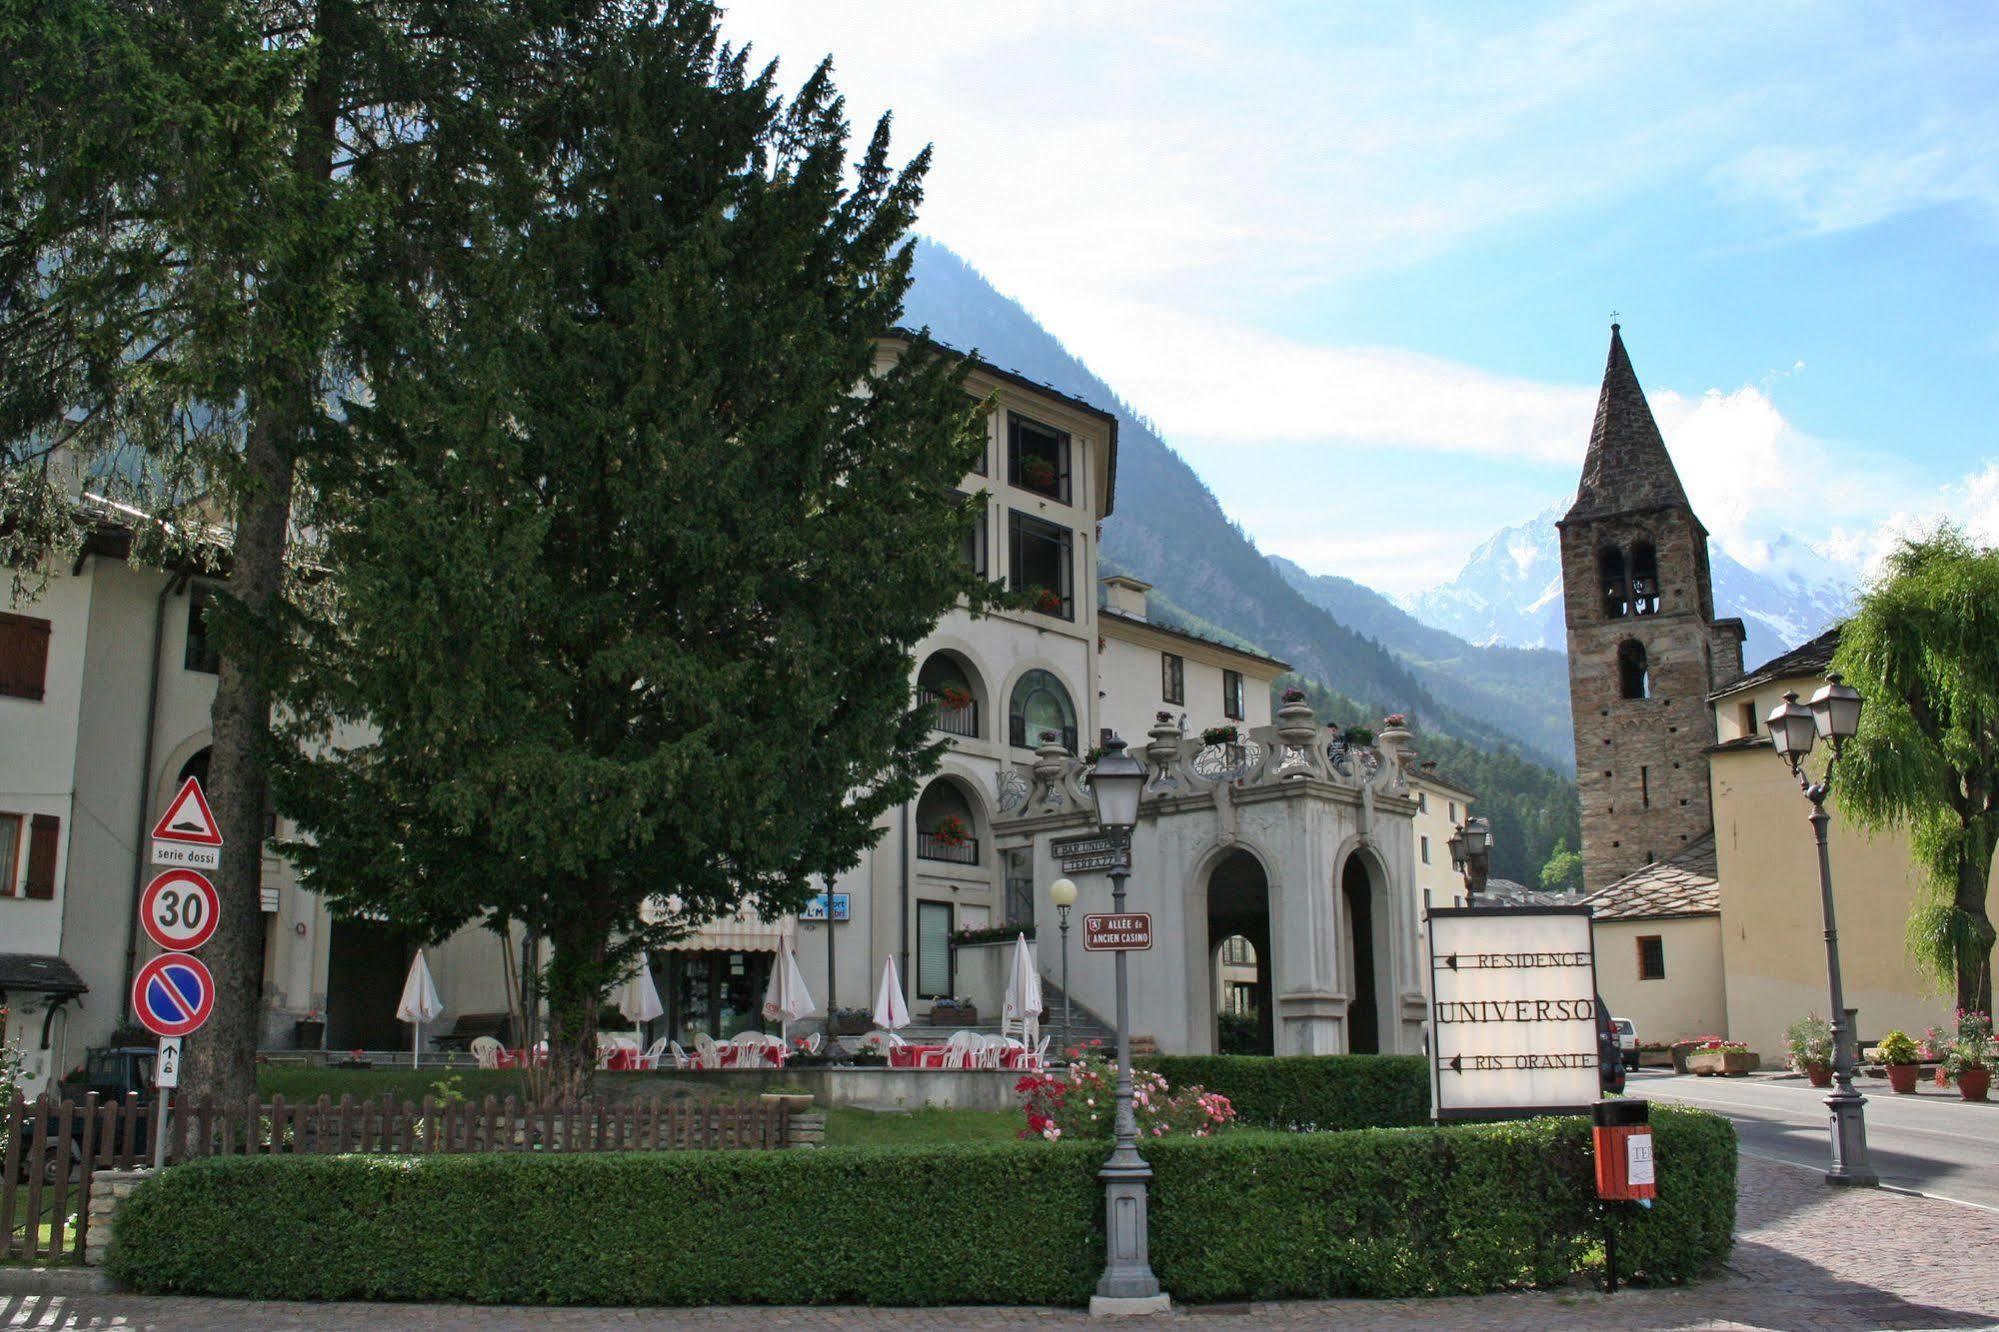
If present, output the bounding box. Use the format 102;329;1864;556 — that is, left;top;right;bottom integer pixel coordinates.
1886;1064;1919;1094
1960;1067;1992;1103
1805;1063;1833;1088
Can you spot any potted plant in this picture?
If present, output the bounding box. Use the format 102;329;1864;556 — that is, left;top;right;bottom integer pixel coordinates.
930;814;971;848
1019;455;1057;490
333;1047;372;1071
930;996;978;1026
936;683;973;712
293;1009;325;1050
1380;713;1408;729
1200;724;1240;747
1281;686;1307;704
830;1007;873;1037
1685;1036;1757;1076
1877;1028;1922;1094
758;1083;815;1113
1023;584;1064;615
1784;1015;1834;1087
1344;725;1375;747
1946;1009;1994;1103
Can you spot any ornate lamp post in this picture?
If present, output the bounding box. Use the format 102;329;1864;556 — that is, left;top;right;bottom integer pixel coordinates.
1051;876;1077;1057
1085;735;1169;1315
1767;673;1877;1187
1447;816;1491;899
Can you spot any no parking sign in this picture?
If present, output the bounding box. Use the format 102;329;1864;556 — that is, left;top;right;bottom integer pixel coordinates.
132;953;216;1039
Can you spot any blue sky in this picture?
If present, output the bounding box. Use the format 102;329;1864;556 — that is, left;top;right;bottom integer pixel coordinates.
718;2;1999;595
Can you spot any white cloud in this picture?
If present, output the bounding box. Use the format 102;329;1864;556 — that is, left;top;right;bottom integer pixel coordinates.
1830;460;1999;578
1263;528;1473;598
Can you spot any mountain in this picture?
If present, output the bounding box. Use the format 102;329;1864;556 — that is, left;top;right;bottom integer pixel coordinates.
899;239;1581;880
1401;500;1851;673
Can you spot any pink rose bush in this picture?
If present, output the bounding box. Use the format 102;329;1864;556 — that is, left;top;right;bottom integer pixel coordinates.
1016;1047;1236;1142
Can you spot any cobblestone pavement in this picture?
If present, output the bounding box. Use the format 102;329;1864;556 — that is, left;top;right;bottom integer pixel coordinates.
6;1157;1995;1330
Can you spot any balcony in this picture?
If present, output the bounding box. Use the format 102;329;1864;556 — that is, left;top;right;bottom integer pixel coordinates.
917;689;979;739
916;832;981;865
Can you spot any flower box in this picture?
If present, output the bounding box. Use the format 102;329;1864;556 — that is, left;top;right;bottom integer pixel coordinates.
1687;1048;1758;1076
929;1001;978;1027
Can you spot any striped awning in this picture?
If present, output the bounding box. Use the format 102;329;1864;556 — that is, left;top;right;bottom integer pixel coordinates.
640;897;787;953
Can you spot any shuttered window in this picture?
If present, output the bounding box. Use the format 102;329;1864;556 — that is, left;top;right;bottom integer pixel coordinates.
0;815;19;896
23;813;59;900
0;613;51;701
916;901;953;1000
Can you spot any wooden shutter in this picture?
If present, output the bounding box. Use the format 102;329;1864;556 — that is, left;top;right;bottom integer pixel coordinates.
24;813;59;899
0;613;51;701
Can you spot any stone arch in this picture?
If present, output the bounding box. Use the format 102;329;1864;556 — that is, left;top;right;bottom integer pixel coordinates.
1598;545;1629;619
1628;540;1660;615
916;648;989;740
1618;638;1650;700
1204;847;1274;1056
913;770;990;870
153;730;214;815
1335;842;1392;1055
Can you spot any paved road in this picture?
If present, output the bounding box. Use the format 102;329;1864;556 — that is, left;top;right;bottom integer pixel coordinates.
1634;1066;1999;1210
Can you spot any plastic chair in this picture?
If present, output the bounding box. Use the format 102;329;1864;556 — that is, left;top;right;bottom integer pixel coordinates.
940;1030;980;1070
638;1037;669;1070
1031;1034;1051;1071
695;1032;722;1070
470;1037;503;1070
667;1040;692;1070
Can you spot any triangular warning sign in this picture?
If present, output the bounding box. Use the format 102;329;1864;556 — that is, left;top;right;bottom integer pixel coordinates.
152;775;223;846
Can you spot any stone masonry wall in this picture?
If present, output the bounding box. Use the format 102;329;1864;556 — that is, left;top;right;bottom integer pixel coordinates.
83;1167;155;1267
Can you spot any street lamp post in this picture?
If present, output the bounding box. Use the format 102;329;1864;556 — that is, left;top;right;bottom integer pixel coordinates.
1447;816;1491;900
1085;735;1169;1316
1051;877;1077;1058
1767;673;1877;1187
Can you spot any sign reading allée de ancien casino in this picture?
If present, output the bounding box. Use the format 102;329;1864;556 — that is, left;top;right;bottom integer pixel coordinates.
1082;913;1152;951
1426;906;1600;1119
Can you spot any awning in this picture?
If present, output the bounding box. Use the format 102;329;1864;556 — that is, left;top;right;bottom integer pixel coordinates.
0;953;88;999
640;897;787;953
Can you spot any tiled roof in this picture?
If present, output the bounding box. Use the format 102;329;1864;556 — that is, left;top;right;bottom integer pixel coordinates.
1563;326;1696;526
0;953;89;996
1711;627;1842;702
1098;606;1291;673
1582;834;1719;920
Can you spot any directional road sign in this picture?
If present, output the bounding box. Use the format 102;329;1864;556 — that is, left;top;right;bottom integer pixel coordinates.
140;868;220;952
151;775;222;869
132;953;216;1039
154;1037;182;1088
1082;913;1152;951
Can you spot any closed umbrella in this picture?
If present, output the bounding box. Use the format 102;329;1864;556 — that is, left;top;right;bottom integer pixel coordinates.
1004;933;1043;1045
396;950;444;1070
873;956;911;1032
761;939;816;1048
616;962;664;1060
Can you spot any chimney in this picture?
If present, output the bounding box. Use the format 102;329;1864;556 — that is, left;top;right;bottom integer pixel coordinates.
1100;574;1151;621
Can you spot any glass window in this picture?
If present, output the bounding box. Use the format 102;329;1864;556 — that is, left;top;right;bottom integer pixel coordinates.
1637;936;1666;980
1007;413;1071;503
1008;510;1073;619
1420;835;1430;865
917;901;954;999
1009;669;1077;752
1162;653;1185;705
0;813;18;896
185;584;221;674
1222;670;1245;721
954;492;986;575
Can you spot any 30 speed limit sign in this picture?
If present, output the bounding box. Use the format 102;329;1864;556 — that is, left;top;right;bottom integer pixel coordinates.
140;868;220;952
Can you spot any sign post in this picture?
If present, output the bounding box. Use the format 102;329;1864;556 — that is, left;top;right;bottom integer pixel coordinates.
136;779;222;1170
1425;905;1601;1119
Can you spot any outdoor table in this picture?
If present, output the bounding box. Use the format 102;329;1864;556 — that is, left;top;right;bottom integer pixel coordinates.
888;1043;1032;1070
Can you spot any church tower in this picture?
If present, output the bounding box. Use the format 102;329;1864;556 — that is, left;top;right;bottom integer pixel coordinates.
1560;326;1745;891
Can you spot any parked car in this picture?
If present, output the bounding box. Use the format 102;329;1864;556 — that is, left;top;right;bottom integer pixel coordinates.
1611;1017;1640;1070
1596;998;1627;1095
13;1046;160;1182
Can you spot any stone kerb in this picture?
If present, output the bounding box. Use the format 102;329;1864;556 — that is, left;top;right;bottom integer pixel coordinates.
83;1167;156;1267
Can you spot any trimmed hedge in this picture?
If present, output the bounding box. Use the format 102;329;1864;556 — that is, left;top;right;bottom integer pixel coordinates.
110;1107;1734;1306
1137;1054;1430;1130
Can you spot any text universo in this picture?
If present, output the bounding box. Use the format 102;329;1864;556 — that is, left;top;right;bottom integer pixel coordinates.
1435;998;1596;1023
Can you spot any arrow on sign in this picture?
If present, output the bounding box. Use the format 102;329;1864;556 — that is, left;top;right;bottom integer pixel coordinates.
1449;1054;1463;1073
1443;954;1458;970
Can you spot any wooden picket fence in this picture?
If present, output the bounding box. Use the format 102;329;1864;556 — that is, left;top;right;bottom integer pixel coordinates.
3;1090;788;1262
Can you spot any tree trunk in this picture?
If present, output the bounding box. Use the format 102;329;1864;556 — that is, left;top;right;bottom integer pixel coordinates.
1956;838;1996;1016
543;920;608;1103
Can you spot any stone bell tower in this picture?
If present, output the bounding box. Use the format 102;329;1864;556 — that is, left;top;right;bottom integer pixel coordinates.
1559;326;1745;891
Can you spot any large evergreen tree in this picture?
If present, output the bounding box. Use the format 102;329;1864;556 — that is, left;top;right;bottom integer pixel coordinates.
271;4;996;1096
1;1;590;1100
1834;526;1999;1013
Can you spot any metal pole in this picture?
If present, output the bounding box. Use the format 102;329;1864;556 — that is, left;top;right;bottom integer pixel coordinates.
1093;830;1164;1310
825;893;837;1049
1058;905;1072;1058
1807;777;1876;1186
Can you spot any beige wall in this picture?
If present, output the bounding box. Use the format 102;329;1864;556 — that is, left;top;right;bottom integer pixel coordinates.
1593;915;1727;1046
1097;618;1278;753
1408;775;1474;907
1711;676;1971;1057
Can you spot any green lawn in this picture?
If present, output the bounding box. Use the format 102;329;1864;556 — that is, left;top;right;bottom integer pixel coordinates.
254;1067;709;1104
824;1106;1022;1146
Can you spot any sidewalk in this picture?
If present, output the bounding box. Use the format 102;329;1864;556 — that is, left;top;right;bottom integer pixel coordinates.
6;1157;1995;1329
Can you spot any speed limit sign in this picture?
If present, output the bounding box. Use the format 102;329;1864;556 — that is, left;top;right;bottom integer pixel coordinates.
139;868;220;952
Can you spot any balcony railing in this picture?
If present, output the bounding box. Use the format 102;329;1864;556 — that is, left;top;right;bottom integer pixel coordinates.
917;689;979;739
916;832;981;865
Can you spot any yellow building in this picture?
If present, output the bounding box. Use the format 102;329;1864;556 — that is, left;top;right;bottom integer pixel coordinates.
1582;836;1727;1049
1407;766;1477;907
1707;629;1972;1059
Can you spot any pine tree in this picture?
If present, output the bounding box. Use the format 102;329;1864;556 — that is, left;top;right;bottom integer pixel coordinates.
271;4;997;1097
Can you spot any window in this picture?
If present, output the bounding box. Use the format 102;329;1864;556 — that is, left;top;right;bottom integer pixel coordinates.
916;901;954;999
1008;510;1074;619
1416;791;1428;812
1618;639;1650;700
1009;668;1077;752
1007;413;1071;504
1003;847;1034;928
954;492;986;575
1640;765;1650;809
1599;547;1629;619
1420;835;1430;865
1161;652;1185;705
0;612;51;700
1738;702;1758;737
1629;542;1660;615
2;812;59;900
1222;669;1245;721
185;584;221;674
0;814;18;896
1637;935;1666;981
1448;801;1458;823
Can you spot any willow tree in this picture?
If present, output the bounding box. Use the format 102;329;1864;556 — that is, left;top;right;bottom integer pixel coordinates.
270;4;998;1097
1834;526;1999;1014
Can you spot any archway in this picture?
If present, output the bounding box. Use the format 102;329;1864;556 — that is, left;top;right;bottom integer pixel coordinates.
916;650;985;740
1206;850;1272;1055
1341;854;1384;1054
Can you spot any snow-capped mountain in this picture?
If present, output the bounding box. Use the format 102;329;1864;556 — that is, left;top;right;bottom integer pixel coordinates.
1401;500;1852;672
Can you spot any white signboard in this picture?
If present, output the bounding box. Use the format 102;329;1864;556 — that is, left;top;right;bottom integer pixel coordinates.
1427;906;1600;1118
155;1036;182;1088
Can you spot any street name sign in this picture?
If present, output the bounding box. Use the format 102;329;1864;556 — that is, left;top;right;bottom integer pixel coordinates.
140;869;220;952
150;775;222;869
132;953;216;1039
1082;913;1152;951
1054;834;1127;875
1426;905;1600;1118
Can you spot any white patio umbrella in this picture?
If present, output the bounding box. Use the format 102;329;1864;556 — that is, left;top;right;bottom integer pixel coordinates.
873;956;911;1032
1003;933;1043;1043
761;939;816;1047
396;949;445;1070
616;962;665;1049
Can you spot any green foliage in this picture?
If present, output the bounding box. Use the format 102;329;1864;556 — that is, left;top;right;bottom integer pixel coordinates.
1876;1029;1919;1066
109;1109;1734;1303
1136;1054;1430;1131
1540;838;1586;894
1833;526;1999;1012
268;5;997;1089
1783;1016;1832;1070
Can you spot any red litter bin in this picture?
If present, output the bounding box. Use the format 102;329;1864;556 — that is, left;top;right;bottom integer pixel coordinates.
1593;1099;1656;1203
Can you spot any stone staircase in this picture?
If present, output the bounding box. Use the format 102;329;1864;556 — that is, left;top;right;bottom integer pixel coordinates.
897;974;1118;1055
